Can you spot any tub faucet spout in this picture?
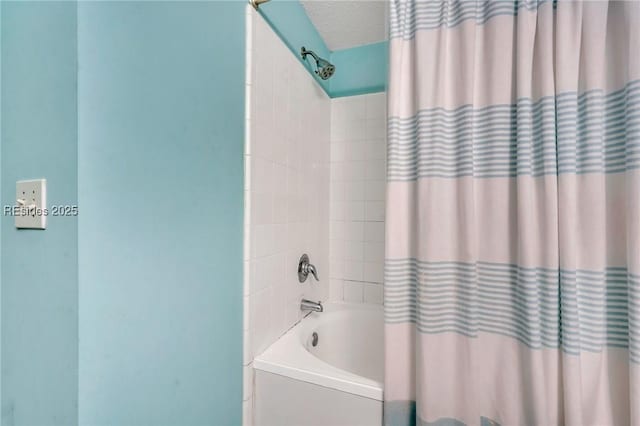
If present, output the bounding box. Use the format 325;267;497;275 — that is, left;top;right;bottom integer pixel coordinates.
300;299;323;313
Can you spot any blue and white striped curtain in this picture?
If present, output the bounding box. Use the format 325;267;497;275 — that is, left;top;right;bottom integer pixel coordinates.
384;1;640;425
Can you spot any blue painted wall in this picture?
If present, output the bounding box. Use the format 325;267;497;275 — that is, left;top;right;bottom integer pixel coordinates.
0;0;380;424
257;1;387;97
0;0;3;413
77;2;244;425
1;2;79;424
0;0;4;418
330;41;388;98
258;0;332;94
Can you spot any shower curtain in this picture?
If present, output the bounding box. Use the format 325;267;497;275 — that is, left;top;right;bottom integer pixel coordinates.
384;1;640;425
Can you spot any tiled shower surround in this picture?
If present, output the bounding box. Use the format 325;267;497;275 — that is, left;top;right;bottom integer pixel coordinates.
243;8;330;423
329;93;387;304
243;8;386;425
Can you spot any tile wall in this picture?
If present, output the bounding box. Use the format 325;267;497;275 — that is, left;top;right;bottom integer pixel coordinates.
243;7;331;425
243;8;388;425
329;93;387;304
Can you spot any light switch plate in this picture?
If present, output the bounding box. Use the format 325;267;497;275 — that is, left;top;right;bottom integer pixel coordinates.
15;179;47;229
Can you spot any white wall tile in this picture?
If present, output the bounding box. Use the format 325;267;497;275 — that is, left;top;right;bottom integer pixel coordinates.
344;261;363;281
365;201;385;221
272;224;288;253
363;283;383;304
330;162;347;182
330;142;347;162
346;162;366;181
330;238;345;260
364;180;385;201
330;201;345;221
344;180;365;201
251;193;273;225
365;118;386;140
329;93;386;304
365;92;386;119
243;328;252;366
343;281;364;303
269;284;286;339
364;242;385;263
273;163;287;191
364;222;385;242
330;221;345;239
243;399;253;426
366;160;387;181
365;139;387;161
345;141;366;161
243;364;254;401
244;8;331;395
330;279;344;300
243;295;251;331
250;289;271;356
329;260;344;279
252;224;274;258
330;181;345;204
345;201;365;222
272;194;289;224
252;157;273;194
245;46;385;423
363;261;384;284
345;221;364;242
345;240;364;261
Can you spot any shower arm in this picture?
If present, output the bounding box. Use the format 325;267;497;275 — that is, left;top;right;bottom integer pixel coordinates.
300;47;320;63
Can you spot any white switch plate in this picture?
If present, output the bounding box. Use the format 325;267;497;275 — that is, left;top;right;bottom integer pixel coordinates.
15;179;47;229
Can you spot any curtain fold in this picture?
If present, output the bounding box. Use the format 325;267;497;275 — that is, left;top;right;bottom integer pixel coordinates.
384;1;640;425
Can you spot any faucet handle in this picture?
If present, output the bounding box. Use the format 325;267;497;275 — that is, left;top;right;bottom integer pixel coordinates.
307;264;319;281
298;254;319;283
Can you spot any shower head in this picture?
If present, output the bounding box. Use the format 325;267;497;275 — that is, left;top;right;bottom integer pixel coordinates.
300;47;336;80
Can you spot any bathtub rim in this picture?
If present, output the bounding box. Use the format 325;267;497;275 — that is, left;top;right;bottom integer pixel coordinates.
253;302;384;401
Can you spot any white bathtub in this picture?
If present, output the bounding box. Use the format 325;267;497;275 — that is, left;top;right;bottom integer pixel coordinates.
253;302;384;426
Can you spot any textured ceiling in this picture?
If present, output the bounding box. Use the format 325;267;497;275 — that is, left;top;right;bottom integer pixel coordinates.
300;1;388;51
